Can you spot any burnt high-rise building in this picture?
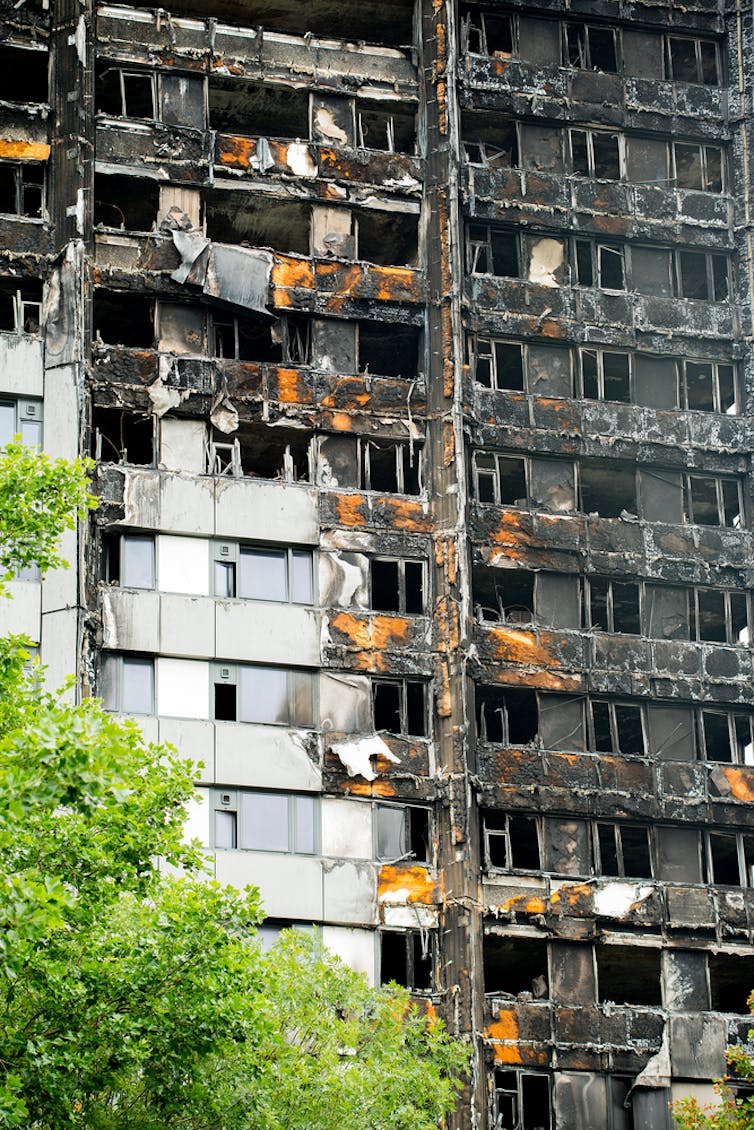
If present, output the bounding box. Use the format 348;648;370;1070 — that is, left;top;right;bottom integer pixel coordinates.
3;0;754;1124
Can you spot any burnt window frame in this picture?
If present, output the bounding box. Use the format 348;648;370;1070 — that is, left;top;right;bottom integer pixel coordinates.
704;829;754;887
462;120;520;169
356;103;416;155
664;35;722;87
371;676;430;739
96;65;158;121
492;1069;553;1130
578;346;632;402
593;821;654;879
476;688;539;747
690;586;751;647
586;576;641;635
588;699;647;757
562;22;620;73
379;929;436;993
696;708;754;765
212;662;317;728
0;279;42;336
680;358;739;415
468;335;526;391
462;8;517;57
472;450;529;507
358;438;423;496
568;128;625;181
374;802;432;864
572;238;626;291
467;224;522;278
672;142;726;193
0;161;46;220
481;810;543;873
672;250;730;302
369;556;427;615
684;473;745;528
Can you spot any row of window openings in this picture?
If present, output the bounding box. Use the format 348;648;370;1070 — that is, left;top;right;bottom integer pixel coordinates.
108;534;426;615
474;569;751;648
0;163;45;220
462;10;722;86
213;789;429;864
464;123;725;193
468;228;730;302
470;338;739;415
102;656;430;737
472;453;744;528
491;1071;673;1130
476;687;754;764
483;810;754;889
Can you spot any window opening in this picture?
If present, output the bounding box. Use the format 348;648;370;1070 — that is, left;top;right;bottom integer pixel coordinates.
370;558;425;615
372;678;428;738
476;686;538;745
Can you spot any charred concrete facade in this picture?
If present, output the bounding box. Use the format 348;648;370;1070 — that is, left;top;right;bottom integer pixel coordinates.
3;0;754;1124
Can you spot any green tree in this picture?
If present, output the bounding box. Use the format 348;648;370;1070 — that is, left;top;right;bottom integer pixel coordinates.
672;997;754;1128
0;444;467;1128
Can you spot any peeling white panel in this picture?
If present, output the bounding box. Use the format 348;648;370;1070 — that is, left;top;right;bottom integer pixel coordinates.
593;882;654;918
318;551;369;609
381;904;438;929
330;735;398;781
286;143;317;177
3;580;41;639
215;722;321;791
158;716;215;782
158;184;201;227
0;334;44;396
156;657;210;720
216;600;320;666
158;535;210;595
100;587;160;652
322;797;373;859
215;478;318;543
321;926;376;984
183;786;210;847
159;473;215;535
160;418;207;473
322;859;377;925
122;469;160;530
528;237;565;288
216;852;324;920
159;593;215;658
319;671;371;733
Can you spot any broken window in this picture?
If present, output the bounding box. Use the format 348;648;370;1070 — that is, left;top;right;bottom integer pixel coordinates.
580;461;636;518
697;710;754;764
208;79;309;139
462;112;519;169
375;804;430;863
580;348;631;402
357;211;419;268
105;532;156;590
691;587;750;646
357;100;415;154
213;543;314;605
0;397;42;449
587;577;640;634
493;1071;552;1130
212;311;282;363
359;439;421;495
93;290;154;348
665;36;721;86
212;663;316;727
473;451;527;506
573;240;625;290
0;278;42;335
470;337;524;391
357;322;421;378
467;225;520;278
372;678;428;738
462;7;515;57
590;701;646;756
681;360;738;414
704;831;754;887
684;474;743;528
93;174;159;231
92;408;155;466
673;251;729;301
204;191;310;256
370;558;425;615
594;823;653;879
212;789;317;854
96;65;156;119
563;23;619;72
597;946;661;1006
645;585;689;641
472;565;534;625
484;934;548;997
209;423;312;483
101;654;155;715
0;44;48;103
0;162;45;219
570;130;623;180
709;954;754;1012
476;686;538;745
482;810;541;871
673;143;725;193
380;931;434;991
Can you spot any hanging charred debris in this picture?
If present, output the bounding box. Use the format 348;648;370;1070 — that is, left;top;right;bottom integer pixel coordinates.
4;0;754;1124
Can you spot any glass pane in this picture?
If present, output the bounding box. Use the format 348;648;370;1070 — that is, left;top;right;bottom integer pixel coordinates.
377;805;407;859
238;547;287;601
689;476;719;525
603;352;630;402
702;712;731;761
215;561;236;598
581;351;599;398
121;535;155;589
291;550;313;604
685;363;714;411
239;665;288;724
615;705;644;754
0;402;14;447
734;715;754;765
240;792;289;851
121;657;154;714
675;144;703;191
294;795;316;854
699;41;718;85
215;809;237;849
670;38;698;82
291;670;315;728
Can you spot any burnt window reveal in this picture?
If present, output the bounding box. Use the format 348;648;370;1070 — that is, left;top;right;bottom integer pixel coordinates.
684;474;743;527
357;101;415;154
673;143;724;193
573;239;625;290
208;79;309;139
462;7;515;57
665;36;721;87
484;934;548;997
93;174;159;232
0;45;48;103
0;163;45;219
375;804;430;863
596;946;661;1006
681;360;738;414
204;191;310;256
587;577;640;635
372;678;428;738
370;557;425;615
482;811;541;871
92;408;155;466
580;462;636;519
359;439;421;495
96;65;156;119
380;930;434;991
357;322;420;379
467;225;520;277
594;823;653;879
709;954;754;1013
590;700;645;756
473;452;527;506
673;251;729;301
357;210;419;268
570;130;623;180
493;1071;552;1130
476;685;538;746
93;290;155;349
705;832;754;887
580;348;631;403
472;565;534;626
0;278;42;335
563;23;619;73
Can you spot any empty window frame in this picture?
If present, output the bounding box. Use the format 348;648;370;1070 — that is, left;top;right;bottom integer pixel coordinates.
369;557;425;614
356;101;415;154
673;143;724;192
596;945;662;1006
380;930;434;991
482;811;541;871
579;347;631;402
105;533;156;590
681;359;738;414
212;313;282;363
579;461;636;519
213;664;316;728
467;225;520;277
372;678;428;738
96;66;156;119
472;451;527;506
93;290;155;348
673;251;729;301
0;162;45;219
705;830;754;887
462;116;519;169
493;1071;552;1130
357;321;421;379
690;587;750;646
594;822;653;879
587;577;640;634
375;803;431;863
573;239;625;290
563;23;619;73
684;474;744;527
212;789;318;854
664;36;721;86
472;566;534;625
213;543;314;604
476;686;539;745
0;397;42;449
590;700;646;756
462;7;515;56
0;44;49;104
0;278;42;335
101;654;155;714
697;710;754;764
359;439;422;495
91;407;155;466
569;130;624;180
470;337;525;391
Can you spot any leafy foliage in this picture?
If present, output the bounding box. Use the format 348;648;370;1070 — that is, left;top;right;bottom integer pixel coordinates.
672;996;754;1128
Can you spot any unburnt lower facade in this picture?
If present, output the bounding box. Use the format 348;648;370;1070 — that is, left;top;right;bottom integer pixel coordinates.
3;0;754;1124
